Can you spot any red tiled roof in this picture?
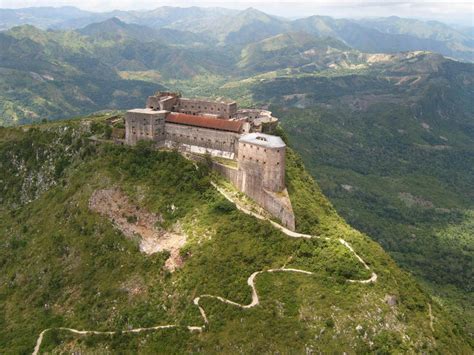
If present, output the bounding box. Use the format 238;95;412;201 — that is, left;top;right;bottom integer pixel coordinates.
165;113;243;133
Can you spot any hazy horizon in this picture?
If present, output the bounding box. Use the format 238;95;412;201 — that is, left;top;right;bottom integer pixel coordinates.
1;1;473;26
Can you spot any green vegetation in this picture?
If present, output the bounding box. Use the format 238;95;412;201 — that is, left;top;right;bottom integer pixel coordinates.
2;12;472;126
1;9;473;350
261;67;474;336
0;117;470;353
0;25;164;126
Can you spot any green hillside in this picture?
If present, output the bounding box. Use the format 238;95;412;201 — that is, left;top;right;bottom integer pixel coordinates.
244;52;474;336
1;11;473;348
238;32;350;73
0;25;164;126
0;116;471;353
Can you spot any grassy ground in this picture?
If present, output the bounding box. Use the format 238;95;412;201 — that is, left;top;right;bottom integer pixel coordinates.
0;118;471;353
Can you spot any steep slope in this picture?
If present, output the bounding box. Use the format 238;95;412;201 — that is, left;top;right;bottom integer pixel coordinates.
246;52;474;335
238;32;351;73
0;117;471;353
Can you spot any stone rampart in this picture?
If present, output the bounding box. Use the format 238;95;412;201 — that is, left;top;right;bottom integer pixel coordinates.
211;161;295;230
177;98;237;118
164;123;240;155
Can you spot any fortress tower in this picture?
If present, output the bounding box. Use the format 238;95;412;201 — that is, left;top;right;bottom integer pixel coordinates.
125;109;166;146
237;133;286;193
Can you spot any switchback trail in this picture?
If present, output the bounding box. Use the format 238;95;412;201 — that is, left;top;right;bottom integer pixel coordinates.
32;183;377;354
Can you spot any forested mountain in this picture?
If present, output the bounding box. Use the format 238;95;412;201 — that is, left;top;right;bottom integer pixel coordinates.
0;6;91;30
0;25;163;125
292;16;474;62
0;5;473;351
2;6;473;61
243;52;474;335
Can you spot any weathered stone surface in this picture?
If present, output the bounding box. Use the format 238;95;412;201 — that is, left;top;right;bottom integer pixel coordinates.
125;93;296;230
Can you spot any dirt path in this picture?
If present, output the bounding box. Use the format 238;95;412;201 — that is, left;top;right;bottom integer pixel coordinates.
33;325;202;355
193;268;313;324
428;303;435;332
213;182;377;284
32;183;378;354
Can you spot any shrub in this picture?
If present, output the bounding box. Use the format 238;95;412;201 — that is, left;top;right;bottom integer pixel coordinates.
213;199;236;213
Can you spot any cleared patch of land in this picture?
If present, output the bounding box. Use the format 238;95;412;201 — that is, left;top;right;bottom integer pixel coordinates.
89;188;186;271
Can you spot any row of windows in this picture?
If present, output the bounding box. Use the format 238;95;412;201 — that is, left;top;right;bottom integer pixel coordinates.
244;144;281;153
241;155;280;166
242;143;273;153
182;104;227;112
169;133;230;145
131;130;164;135
131;131;151;136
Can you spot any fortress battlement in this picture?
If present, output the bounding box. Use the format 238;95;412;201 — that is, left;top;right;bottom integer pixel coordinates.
125;92;295;230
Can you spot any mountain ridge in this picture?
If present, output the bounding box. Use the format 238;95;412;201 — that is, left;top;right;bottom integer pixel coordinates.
1;6;472;61
0;116;471;352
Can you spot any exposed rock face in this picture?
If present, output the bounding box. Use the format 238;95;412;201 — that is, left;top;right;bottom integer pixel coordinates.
89;188;186;271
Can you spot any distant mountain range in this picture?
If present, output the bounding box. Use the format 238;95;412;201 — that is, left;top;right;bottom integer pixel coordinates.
1;6;473;62
1;11;473;125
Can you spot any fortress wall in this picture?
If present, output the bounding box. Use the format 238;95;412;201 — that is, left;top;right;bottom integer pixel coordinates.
146;96;161;110
125;110;166;145
211;159;295;230
146;94;179;111
165;123;240;154
237;141;285;192
181;154;296;231
234;109;271;120
212;162;240;185
262;147;285;192
260;189;296;231
177;99;237;118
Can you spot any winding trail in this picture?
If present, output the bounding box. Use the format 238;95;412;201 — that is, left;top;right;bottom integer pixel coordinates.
428;303;435;332
32;183;377;354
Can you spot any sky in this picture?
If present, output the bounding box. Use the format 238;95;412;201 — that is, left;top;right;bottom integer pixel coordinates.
1;0;473;25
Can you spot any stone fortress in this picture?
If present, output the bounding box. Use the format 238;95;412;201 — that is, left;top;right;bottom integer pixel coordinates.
125;92;295;230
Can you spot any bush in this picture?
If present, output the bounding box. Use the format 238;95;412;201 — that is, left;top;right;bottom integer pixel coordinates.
213;199;236;213
126;215;138;224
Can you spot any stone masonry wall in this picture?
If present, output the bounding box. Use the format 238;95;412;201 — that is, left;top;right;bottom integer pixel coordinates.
165;123;240;155
211;160;295;230
237;141;285;192
125;110;166;145
176;98;237;118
